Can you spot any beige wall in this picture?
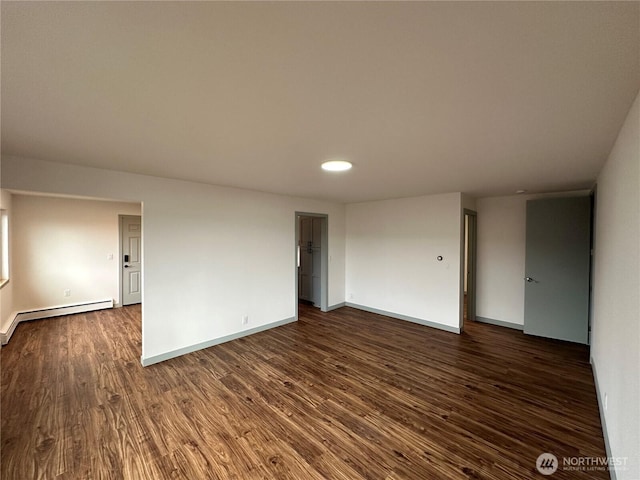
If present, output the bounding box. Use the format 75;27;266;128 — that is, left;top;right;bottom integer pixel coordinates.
10;195;141;316
0;189;14;330
591;91;639;479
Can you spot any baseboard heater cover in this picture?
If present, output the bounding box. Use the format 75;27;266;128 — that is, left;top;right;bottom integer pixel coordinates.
1;299;114;345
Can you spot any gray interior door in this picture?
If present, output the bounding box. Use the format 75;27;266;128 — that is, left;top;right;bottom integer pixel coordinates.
524;197;591;344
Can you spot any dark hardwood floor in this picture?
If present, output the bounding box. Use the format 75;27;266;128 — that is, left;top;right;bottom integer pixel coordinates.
1;304;606;479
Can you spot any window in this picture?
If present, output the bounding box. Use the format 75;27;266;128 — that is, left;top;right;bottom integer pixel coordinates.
0;209;8;288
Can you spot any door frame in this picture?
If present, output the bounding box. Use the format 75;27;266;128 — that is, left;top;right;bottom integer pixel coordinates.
119;214;142;307
461;209;477;329
295;212;328;318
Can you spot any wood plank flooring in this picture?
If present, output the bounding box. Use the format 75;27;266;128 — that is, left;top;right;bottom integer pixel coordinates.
1;304;607;479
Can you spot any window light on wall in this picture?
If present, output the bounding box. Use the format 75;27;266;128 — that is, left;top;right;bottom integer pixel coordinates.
0;209;8;288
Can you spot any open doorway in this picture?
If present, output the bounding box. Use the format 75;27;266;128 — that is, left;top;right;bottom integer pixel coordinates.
295;212;328;317
463;209;477;326
0;193;141;345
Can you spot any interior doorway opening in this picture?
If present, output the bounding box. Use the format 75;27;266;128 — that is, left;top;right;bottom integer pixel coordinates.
295;212;328;317
463;209;477;327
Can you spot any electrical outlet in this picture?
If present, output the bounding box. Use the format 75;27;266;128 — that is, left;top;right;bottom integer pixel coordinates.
349;293;354;300
242;315;249;325
107;253;114;260
64;289;71;297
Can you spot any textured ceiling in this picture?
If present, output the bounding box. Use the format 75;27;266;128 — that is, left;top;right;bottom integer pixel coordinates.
2;1;639;203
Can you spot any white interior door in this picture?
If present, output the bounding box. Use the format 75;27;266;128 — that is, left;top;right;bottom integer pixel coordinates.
121;215;142;306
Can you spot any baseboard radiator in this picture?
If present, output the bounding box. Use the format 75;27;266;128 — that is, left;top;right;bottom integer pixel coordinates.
1;299;113;345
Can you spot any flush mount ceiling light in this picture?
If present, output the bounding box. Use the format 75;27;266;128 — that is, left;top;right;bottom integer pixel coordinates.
516;189;527;194
321;160;352;172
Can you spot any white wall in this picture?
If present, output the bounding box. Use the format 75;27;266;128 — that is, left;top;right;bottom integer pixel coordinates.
346;192;462;330
591;91;639;479
476;195;528;325
0;189;14;330
1;156;346;363
10;194;141;313
461;194;476;212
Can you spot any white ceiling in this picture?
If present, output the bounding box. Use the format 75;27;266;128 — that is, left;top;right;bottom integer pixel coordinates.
2;2;638;203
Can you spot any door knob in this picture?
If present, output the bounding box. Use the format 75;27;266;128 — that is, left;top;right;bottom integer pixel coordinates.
525;277;536;283
124;265;130;268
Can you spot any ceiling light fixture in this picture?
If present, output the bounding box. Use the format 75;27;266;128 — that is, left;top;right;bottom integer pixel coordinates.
516;189;527;194
321;160;352;172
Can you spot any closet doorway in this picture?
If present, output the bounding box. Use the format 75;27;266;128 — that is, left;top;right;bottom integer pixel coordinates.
295;213;328;314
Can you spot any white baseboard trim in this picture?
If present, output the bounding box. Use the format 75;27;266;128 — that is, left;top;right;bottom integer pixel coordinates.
590;357;617;480
141;316;297;367
0;299;114;345
345;302;460;334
